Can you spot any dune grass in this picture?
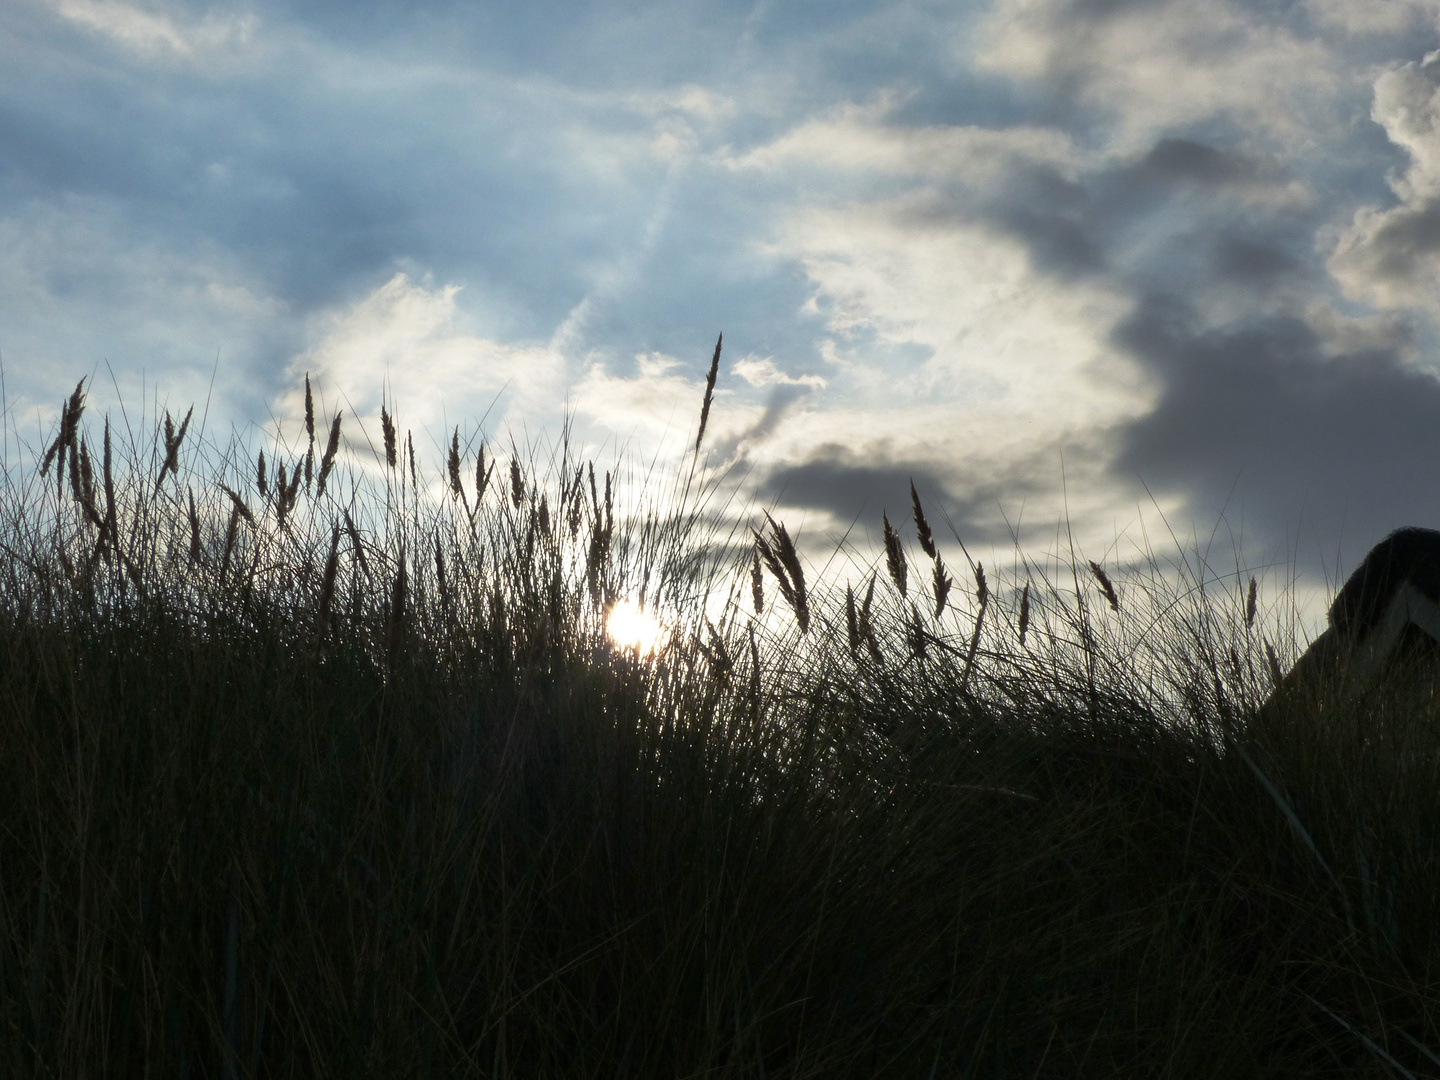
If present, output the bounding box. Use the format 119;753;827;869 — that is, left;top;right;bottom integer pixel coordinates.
0;371;1437;1078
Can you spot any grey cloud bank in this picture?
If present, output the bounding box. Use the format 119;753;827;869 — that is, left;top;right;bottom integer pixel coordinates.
5;0;1440;625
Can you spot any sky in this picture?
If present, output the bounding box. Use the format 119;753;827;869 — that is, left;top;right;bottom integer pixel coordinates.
6;0;1440;630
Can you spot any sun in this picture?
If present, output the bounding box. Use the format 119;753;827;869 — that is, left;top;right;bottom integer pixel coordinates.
606;598;667;655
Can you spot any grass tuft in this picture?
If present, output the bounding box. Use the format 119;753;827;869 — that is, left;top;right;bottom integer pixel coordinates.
0;367;1437;1079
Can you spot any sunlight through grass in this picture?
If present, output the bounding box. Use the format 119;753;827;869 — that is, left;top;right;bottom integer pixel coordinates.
606;597;667;654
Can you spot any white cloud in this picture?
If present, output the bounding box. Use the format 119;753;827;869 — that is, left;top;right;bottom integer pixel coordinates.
45;0;257;57
745;195;1149;543
572;352;712;446
282;273;566;454
620;83;736;123
717;85;1155;542
1369;53;1440;196
726;94;1077;181
732;355;825;389
1329;54;1440;311
976;0;1343;152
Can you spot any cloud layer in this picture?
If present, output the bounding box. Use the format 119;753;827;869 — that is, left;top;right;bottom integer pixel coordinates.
6;0;1440;623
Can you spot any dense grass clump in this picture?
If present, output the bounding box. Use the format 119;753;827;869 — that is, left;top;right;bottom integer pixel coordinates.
0;373;1438;1078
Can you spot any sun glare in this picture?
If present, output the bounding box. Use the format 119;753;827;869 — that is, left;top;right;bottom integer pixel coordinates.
606;599;667;655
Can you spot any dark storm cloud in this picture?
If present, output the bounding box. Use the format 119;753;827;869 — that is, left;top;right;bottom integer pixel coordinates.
739;385;812;444
1113;296;1440;555
757;444;1033;545
937;162;1112;281
971;140;1278;285
1141;138;1254;186
904;128;1325;354
990;195;1106;279
1208;234;1299;284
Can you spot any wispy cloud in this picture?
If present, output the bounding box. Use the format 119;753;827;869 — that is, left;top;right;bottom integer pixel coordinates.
45;0;257;58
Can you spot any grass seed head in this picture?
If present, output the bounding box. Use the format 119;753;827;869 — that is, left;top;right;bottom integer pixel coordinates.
883;512;907;597
763;511;808;633
603;471;613;537
304;372;315;444
695;331;722;454
448;429;463;498
277;461;303;528
511;458;525;508
42;380;86;493
187;488;202;565
587;518;610;603
932;554;953;620
1089;560;1119;611
63;379;86;453
68;433;85;505
381;405;397;469
157;405;193;491
316;413;342;497
1018;581;1031;647
911;481;936;559
77;437;99;518
257;450;268;499
753;529;795;610
273;461;288;514
220;485;256;527
1246;576;1258;629
567;479;584;538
